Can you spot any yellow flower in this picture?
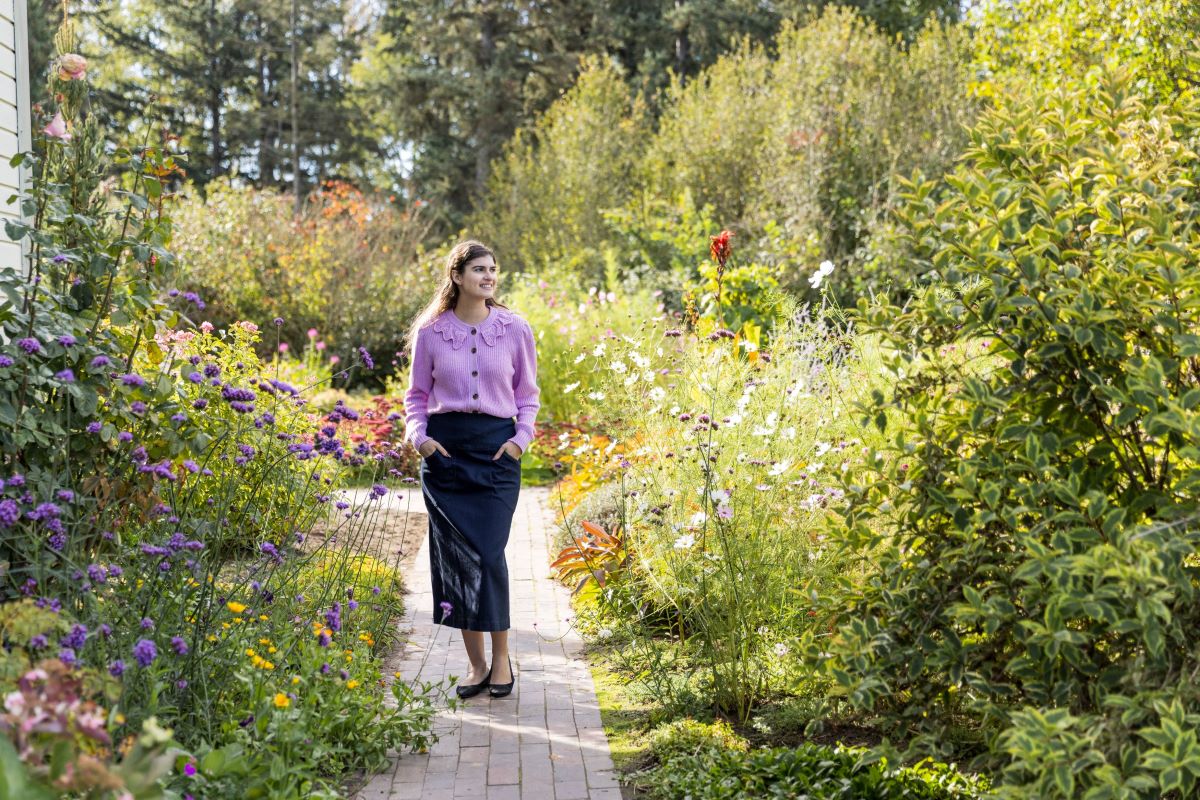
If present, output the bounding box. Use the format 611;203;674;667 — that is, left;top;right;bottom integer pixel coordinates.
207;635;218;642
263;661;275;670
115;713;126;724
393;671;402;678
245;648;256;658
233;617;244;624
259;614;269;621
346;680;360;689
291;676;300;685
259;638;271;645
226;601;247;614
221;622;230;630
273;693;290;708
267;646;276;654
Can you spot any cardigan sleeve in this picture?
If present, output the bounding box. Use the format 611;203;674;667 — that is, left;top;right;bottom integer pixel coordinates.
507;320;540;452
403;326;433;451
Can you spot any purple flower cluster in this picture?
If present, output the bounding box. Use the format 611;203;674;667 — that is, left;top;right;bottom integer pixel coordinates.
0;499;21;527
325;602;342;633
16;337;41;354
133;638;157;667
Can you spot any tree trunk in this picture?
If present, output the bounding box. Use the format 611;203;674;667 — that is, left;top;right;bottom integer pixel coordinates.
674;0;689;75
473;9;498;195
207;0;225;177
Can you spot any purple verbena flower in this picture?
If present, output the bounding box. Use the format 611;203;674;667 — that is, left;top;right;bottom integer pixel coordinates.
86;421;102;434
55;369;75;383
120;373;146;388
133;638;157;667
16;337;41;354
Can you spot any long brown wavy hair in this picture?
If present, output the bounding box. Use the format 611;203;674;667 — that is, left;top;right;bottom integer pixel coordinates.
406;240;508;350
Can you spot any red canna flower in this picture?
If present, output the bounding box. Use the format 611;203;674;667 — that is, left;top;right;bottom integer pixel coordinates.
709;230;733;270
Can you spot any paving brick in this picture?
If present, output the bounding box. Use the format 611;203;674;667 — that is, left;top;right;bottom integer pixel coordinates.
356;489;620;800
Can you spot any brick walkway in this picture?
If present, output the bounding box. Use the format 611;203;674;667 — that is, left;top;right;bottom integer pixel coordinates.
355;486;621;800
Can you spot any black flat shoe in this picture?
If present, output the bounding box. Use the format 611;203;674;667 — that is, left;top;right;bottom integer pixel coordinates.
488;658;515;698
456;667;491;699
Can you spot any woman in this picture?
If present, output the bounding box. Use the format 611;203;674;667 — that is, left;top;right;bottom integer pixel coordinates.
404;240;539;699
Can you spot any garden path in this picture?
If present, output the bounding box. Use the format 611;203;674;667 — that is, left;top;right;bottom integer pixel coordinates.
355;486;622;800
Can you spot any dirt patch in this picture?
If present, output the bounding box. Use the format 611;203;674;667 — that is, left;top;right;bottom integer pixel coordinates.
308;507;428;579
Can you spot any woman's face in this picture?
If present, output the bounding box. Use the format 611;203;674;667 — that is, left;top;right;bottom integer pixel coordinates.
455;255;498;301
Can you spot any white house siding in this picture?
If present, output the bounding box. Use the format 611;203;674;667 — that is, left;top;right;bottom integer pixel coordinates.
0;0;29;274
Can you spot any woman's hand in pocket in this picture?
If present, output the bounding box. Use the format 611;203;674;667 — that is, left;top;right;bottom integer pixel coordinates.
492;441;522;462
419;439;450;459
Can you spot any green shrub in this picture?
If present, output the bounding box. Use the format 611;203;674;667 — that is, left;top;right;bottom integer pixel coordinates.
644;742;985;800
474;57;650;283
968;0;1198;106
821;68;1200;797
170;179;437;385
648;718;749;763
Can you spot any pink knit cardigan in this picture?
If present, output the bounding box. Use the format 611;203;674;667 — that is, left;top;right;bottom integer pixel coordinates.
404;306;540;452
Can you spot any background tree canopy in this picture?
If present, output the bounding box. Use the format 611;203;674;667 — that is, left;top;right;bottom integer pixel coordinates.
42;0;959;231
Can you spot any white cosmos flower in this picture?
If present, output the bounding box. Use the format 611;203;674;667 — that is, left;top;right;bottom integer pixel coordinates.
587;391;606;401
649;387;666;402
710;489;731;504
782;426;797;440
809;259;835;289
593;342;607;357
574;353;586;364
689;511;707;526
814;441;832;457
768;460;792;476
610;360;627;374
630;352;649;369
564;382;580;394
623;374;637;387
674;532;696;549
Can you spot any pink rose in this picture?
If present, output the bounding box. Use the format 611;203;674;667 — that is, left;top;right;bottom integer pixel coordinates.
43;111;70;142
57;54;87;81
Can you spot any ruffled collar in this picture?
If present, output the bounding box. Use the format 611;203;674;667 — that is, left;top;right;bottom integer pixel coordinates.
430;306;516;349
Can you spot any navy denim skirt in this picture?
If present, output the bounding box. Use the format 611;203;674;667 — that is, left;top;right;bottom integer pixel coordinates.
420;412;521;631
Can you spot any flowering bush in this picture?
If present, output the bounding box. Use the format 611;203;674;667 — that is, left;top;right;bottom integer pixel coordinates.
170;179;437;387
553;249;890;718
0;21;442;797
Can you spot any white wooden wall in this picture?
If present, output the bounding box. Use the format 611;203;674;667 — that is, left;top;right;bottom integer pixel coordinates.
0;0;29;273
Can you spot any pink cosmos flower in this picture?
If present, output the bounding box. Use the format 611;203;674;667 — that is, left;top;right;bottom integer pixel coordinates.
43;111;70;142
